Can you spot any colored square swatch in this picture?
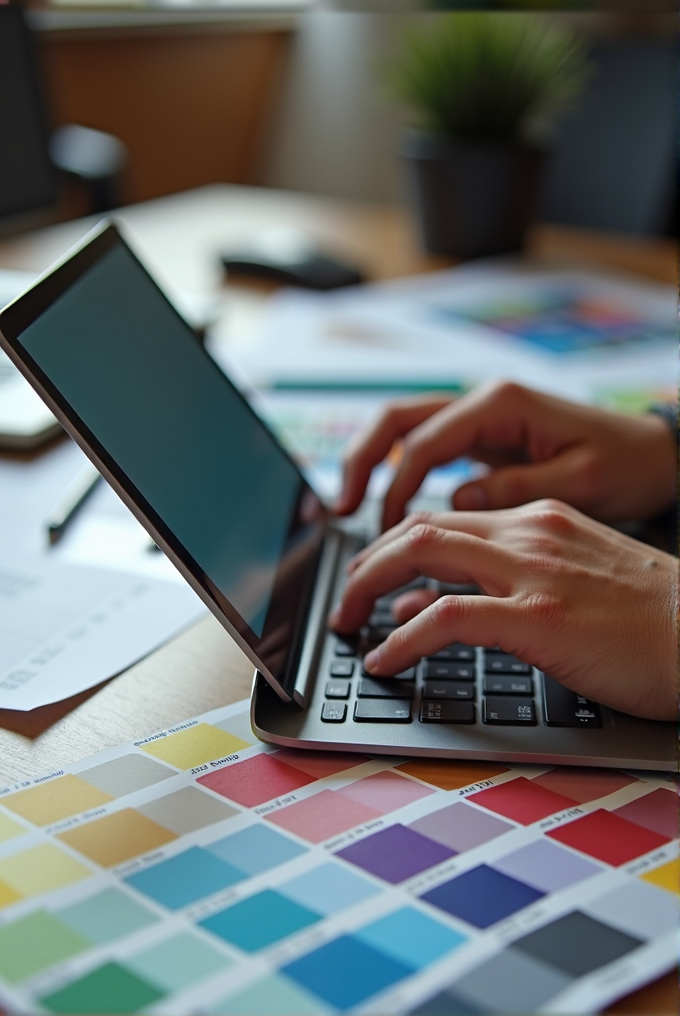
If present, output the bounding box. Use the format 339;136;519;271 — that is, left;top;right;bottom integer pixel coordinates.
137;787;239;836
409;802;513;853
0;879;21;908
583;881;679;940
142;724;250;769
395;759;509;791
282;934;414;1010
612;789;678;841
547;809;670;866
336;771;435;814
78;754;175;797
0;910;89;983
213;713;255;747
273;749;368;779
40;962;163;1014
492;839;602;893
357;906;466;968
279;862;379;915
512;911;643;977
1;776;112;826
266;789;380;844
337;824;454;884
0;844;91;896
642;859;679;894
468;777;576;825
413;987;486;1014
127;932;231;992
200;890;320;952
126;846;245;909
57;888;157;945
449;947;571;1013
422;865;544;929
0;811;26;844
211;974;329;1015
58;809;176;867
198;754;316;807
207;824;307;876
531;767;638;804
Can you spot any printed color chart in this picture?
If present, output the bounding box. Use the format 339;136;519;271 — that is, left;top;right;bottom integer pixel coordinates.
0;701;676;1015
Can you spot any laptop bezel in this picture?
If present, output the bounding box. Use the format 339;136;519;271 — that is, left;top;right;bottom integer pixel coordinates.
0;220;330;703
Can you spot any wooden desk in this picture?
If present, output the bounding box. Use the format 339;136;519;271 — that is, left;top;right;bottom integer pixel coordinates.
0;186;676;1013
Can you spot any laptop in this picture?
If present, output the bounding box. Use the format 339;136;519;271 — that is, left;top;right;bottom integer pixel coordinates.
0;221;676;771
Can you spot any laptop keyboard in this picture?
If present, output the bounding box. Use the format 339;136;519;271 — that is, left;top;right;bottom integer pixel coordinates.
322;580;602;730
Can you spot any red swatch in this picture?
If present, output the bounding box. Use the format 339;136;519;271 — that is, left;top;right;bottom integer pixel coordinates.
198;753;316;807
547;808;670;866
468;777;577;825
273;749;369;780
612;789;679;841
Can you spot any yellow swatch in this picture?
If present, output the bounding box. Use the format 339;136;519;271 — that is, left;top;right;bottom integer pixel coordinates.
0;879;21;909
0;810;25;844
0;844;91;897
58;809;176;867
141;724;249;770
641;858;679;894
2;776;113;827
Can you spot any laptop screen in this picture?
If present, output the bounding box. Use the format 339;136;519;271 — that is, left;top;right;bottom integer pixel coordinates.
1;225;327;695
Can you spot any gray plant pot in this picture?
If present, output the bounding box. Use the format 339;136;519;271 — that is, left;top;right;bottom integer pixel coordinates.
401;130;547;259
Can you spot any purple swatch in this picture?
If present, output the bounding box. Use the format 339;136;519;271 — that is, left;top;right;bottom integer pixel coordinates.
336;824;455;884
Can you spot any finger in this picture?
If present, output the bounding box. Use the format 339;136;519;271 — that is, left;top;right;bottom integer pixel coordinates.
380;382;534;530
453;446;593;512
331;526;512;632
335;397;452;515
363;594;518;675
347;509;497;574
391;589;439;623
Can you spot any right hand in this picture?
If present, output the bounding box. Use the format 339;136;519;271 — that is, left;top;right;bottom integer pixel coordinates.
334;381;676;531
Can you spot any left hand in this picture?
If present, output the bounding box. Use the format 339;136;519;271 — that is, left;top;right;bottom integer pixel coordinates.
329;500;678;721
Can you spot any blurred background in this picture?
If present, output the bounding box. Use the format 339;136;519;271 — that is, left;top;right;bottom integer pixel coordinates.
3;1;676;242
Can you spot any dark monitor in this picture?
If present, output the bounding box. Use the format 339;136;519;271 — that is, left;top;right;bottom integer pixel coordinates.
0;4;58;234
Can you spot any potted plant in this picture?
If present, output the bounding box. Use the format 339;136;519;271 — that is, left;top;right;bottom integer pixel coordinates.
384;14;592;258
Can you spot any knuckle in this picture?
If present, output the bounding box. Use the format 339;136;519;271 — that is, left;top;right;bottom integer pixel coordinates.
405;510;433;529
522;591;565;629
572;450;603;502
485;378;528;405
430;594;469;631
405;522;440;550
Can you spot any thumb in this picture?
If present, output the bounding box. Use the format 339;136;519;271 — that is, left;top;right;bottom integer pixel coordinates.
453;450;586;511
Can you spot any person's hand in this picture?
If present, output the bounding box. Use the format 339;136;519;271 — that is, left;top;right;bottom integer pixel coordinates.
329;500;678;721
334;381;676;531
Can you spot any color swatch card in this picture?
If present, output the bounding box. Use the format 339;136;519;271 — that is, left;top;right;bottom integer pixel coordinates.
0;701;677;1015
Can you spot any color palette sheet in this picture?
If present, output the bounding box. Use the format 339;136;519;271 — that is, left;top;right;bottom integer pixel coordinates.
0;700;676;1015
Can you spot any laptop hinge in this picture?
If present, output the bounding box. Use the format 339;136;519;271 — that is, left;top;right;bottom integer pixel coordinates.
292;526;346;709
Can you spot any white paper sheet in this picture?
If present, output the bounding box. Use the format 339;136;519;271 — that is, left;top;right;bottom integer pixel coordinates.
0;555;206;711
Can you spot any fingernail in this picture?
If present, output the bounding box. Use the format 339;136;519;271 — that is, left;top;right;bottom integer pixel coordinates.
363;648;380;673
456;484;487;510
328;607;340;627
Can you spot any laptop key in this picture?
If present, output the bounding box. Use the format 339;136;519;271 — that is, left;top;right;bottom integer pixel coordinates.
361;664;416;680
423;680;474;701
424;661;475;681
420;701;475;723
326;680;351;699
428;642;475;662
330;660;355;678
322;702;347;722
483;674;533;695
334;638;357;657
354;699;411;722
542;673;602;727
358;677;415;699
485;652;531;674
483;696;536;725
